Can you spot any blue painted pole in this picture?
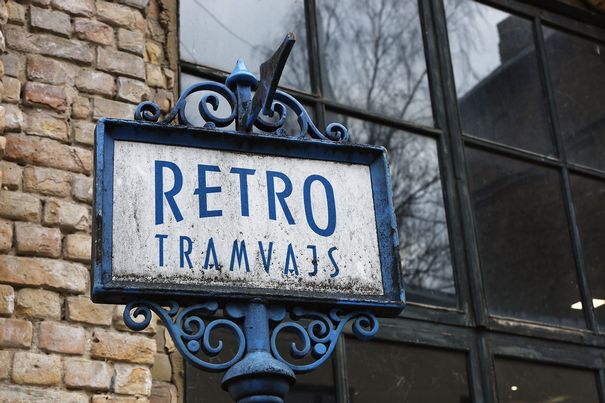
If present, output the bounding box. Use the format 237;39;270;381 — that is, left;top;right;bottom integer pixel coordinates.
222;303;296;403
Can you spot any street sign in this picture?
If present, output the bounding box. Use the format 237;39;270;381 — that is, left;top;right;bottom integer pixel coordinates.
92;119;403;313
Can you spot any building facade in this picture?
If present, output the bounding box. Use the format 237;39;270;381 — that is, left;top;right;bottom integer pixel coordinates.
0;0;604;402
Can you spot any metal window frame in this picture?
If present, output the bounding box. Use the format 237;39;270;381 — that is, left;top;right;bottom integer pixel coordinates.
177;0;605;402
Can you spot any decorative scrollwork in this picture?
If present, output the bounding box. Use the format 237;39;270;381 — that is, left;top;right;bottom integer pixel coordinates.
270;307;378;373
134;82;237;128
255;91;349;142
124;300;245;372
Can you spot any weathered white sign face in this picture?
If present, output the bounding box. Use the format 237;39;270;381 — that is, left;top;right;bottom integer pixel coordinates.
111;140;384;296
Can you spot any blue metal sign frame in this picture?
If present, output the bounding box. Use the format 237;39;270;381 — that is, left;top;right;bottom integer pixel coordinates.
92;118;404;315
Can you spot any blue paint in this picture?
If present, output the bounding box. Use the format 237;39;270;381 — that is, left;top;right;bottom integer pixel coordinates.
179;236;193;269
258;241;273;273
229;167;256;216
204;237;219;270
266;171;295;225
328;247;339;278
155;234;168;266
194;164;223;218
284;243;298;275
303;174;336;237
230;240;250;272
306;245;318;276
154;160;184;225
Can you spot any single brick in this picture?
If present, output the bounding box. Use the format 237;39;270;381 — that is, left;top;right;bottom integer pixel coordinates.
94;97;136;120
144;42;163;65
0;191;41;222
15;288;61;319
43;198;90;231
72;174;93;202
117;28;144;55
25;113;69;142
114;364;152;396
145;64;165;88
151;353;171;382
38;321;86;354
0;255;88;293
0;219;13;253
74;18;114;45
3;76;21;103
64;233;91;262
7;1;25;25
12;352;61;386
27;54;74;85
51;0;94;17
4;104;24;131
72;96;91;119
73;120;95;146
24;82;67;111
97;1;145;30
15;222;62;257
1;52;25;77
117;77;150;103
0;161;21;190
66;295;113;326
30;6;72;37
1;385;88;402
0;318;32;348
4;135;92;174
91;329;156;364
76;69;115;96
0;351;11;380
97;47;145;79
23;166;71;197
64;357;113;391
151;382;177;403
0;284;14;316
118;0;149;9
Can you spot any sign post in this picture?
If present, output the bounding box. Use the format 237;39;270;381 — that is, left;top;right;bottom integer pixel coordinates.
93;34;404;402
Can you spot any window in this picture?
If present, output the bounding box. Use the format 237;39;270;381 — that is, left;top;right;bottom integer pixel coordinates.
178;0;605;401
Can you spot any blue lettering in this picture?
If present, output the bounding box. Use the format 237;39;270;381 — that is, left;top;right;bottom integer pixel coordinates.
266;171;295;225
284;243;299;275
204;237;219;270
306;245;318;276
230;240;249;272
230;167;256;216
179;236;193;269
194;164;222;218
303;175;336;237
258;241;273;273
154;160;184;225
328;246;339;278
155;234;168;267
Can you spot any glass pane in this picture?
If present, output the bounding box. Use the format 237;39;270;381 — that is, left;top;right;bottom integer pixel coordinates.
186;328;336;403
317;0;433;125
180;0;310;91
466;147;585;328
328;112;455;307
495;357;600;403
543;26;605;172
346;338;471;403
570;174;605;329
446;0;555;155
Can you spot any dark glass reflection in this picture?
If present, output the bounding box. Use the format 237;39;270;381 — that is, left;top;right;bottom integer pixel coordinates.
346;338;471;402
317;0;433;125
180;0;310;91
446;0;555;155
543;27;605;172
186;328;336;403
495;357;600;403
328;113;455;306
466;148;585;328
570;174;605;329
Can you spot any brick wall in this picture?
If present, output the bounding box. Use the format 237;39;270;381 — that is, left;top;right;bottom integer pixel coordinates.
0;1;182;401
